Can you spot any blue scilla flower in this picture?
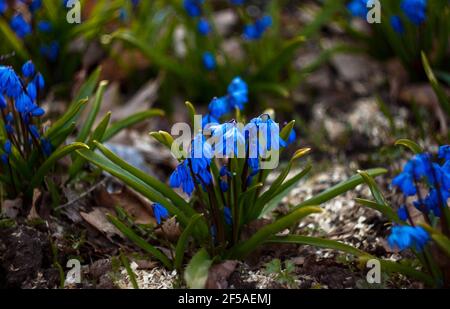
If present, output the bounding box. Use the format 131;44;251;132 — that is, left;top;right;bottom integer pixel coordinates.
243;15;272;40
208;97;230;119
4;139;11;154
190;134;213;185
170;160;195;196
202;113;219;129
202;52;216;71
347;0;368;18
227;76;248;110
438;145;450;161
41;138;52;156
392;170;416;196
401;0;427;25
37;21;52;33
0;0;7;14
219;180;229;193
10;14;32;38
152;203;169;224
21;0;43;13
418;187;449;217
33;73;45;90
388;226;430;252
22;61;35;78
390;16;405;34
397;206;408;221
211;122;245;158
0;94;6;109
287;128;297;145
0;66;22;99
40;41;59;61
197;18;211;35
220;166;232;177
230;0;244;5
183;0;204;17
224;207;232;225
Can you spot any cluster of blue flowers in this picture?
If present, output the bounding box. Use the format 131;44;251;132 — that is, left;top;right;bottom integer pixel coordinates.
202;77;248;126
388;145;450;252
1;0;59;61
347;0;428;35
243;15;272;41
0;61;51;165
152;203;170;224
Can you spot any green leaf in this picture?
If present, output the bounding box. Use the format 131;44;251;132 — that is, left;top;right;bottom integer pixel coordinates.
119;250;139;289
229;206;322;259
395;139;423;154
175;214;203;271
108;215;172;269
150;131;174;150
293;168;387;210
46;99;88;140
184;248;212;289
431;234;450;258
0;19;29;60
185;101;196;128
421;51;450;115
357;170;388;206
76;80;108;143
49;122;77;149
279;120;295;142
102;109;165;142
355;198;400;223
76;148;191;227
29;143;89;192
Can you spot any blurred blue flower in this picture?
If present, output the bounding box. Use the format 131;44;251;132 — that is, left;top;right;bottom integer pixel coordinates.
397;206;408;221
202;52;216;70
287;128;297;145
37;21;52;33
152;203;169;224
220;180;229;192
0;66;23;98
401;0;427;25
197;18;211;35
183;0;204;17
0;94;6;109
224;207;232;225
10;14;32;38
227;76;248;110
208;96;230;119
388;226;430;252
0;0;7;14
244;15;272;40
347;0;368;18
438;145;450;161
22;61;36;78
230;0;244;5
40;41;59;61
390;16;405;34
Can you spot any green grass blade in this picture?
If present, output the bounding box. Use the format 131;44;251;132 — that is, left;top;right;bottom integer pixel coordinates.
175;214;203;271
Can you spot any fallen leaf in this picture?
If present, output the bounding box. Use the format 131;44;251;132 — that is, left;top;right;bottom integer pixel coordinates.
205;260;238;289
1;197;22;219
80;208;124;239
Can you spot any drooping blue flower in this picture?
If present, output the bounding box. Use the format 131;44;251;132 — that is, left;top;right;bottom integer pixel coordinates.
400;0;427;25
220;180;229;192
287;128;297;145
224;207;232;225
0;94;6;109
37;21;52;33
197;18;211;35
202;52;216;71
227;76;248;110
152;203;169;224
438;145;450;161
190;134;213;185
230;0;244;5
390;15;405;34
219;166;232;177
22;61;35;78
392;170;416;196
170;160;195;196
33;73;45;90
212;122;245;158
202;113;219;129
4;139;11;154
40;138;52;156
347;0;368;18
10;14;32;38
22;0;43;13
397;206;408;221
0;0;7;14
0;66;23;98
243;15;272;40
183;0;203;17
40;41;59;61
208;97;230;119
388;226;430;252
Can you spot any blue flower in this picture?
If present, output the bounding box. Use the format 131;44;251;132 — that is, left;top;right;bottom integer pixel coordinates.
40;41;59;61
397;206;408;221
220;180;229;192
190;134;213;185
390;15;405;34
202;52;216;71
41;138;52;156
227;76;248;110
183;0;203;17
22;61;35;78
33;73;45;90
152;203;169;224
287;128;297;145
170;160;195;196
224;207;232;225
230;0;244;5
10;14;32;38
438;145;450;161
197;18;211;35
347;0;368;18
0;0;7;14
212;122;245;157
208;97;230;119
392;170;416;196
388;226;430;252
401;0;427;25
202;113;219;128
0;66;23;98
37;21;52;33
23;0;43;13
220;166;232;177
243;15;272;40
0;94;6;109
4;139;11;154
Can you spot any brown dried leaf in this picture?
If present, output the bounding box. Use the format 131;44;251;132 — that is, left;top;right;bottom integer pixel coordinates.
1;197;22;219
80;207;124;239
205;260;238;289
